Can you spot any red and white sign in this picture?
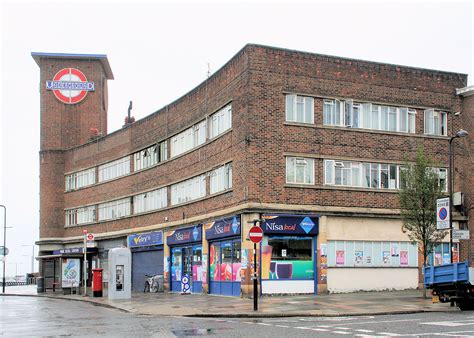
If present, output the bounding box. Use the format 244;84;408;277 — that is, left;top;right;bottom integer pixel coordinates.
249;226;263;244
86;233;95;241
46;68;95;104
82;229;88;234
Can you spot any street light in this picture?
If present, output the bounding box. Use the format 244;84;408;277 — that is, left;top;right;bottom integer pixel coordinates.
449;129;469;263
0;205;6;293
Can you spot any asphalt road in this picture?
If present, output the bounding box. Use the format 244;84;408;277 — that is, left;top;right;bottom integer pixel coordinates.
1;296;474;337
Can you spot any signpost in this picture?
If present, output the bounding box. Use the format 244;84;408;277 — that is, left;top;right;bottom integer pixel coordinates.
82;230;88;296
248;223;263;311
436;198;450;230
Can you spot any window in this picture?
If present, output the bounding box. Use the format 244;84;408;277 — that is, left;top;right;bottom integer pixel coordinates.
134;141;167;171
210;163;233;194
427;243;459;266
65;205;96;227
209;104;232;139
263;237;314;280
171;175;206;205
133;187;167;214
388;106;398;131
286;157;314;184
171;120;207;158
286;94;314;124
98;156;130;182
98;198;131;221
408;109;416;133
424;109;447;136
432;168;448;192
65;168;96;191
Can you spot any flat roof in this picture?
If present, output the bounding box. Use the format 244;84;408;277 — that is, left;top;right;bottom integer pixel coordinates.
31;52;114;79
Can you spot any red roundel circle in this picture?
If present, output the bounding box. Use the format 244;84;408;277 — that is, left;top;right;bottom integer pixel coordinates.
51;68;90;104
249;226;263;244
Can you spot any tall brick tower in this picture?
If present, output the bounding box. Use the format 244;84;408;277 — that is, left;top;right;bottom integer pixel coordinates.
32;53;113;239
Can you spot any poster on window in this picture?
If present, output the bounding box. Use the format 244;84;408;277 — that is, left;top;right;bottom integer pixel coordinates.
434;253;442;266
62;258;80;288
400;251;408;265
336;250;345;265
382;251;390;264
355;251;364;265
391;243;399;257
453;248;459;263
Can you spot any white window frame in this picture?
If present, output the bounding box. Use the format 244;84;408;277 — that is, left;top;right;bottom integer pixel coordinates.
424;109;447;136
171;175;206;205
98;156;130;182
286;157;314;185
286;94;314;124
133;187;168;214
210;163;233;194
98;198;131;221
65;168;96;191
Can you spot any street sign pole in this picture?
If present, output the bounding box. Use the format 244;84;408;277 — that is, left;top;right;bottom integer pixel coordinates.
83;230;87;296
254;239;257;311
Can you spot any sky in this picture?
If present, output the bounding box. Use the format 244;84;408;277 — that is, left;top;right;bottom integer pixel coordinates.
0;0;473;278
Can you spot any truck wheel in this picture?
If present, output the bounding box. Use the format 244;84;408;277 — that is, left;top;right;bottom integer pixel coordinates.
457;301;474;311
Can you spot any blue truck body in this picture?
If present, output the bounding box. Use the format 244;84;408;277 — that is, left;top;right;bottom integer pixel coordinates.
424;261;474;310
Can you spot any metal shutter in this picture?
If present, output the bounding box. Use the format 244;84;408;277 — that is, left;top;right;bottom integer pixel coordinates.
131;250;163;292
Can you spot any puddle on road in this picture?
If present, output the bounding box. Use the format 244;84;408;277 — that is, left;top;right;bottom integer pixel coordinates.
171;328;228;336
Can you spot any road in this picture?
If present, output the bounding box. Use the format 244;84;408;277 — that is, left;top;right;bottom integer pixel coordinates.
1;296;474;337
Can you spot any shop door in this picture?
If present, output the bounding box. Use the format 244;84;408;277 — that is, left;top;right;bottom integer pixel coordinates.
131;250;164;292
191;246;203;293
170;248;182;292
209;240;241;296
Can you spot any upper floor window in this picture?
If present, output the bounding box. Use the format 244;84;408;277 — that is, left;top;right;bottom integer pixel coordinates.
98;198;131;221
424;109;447;136
209;104;232;139
65;168;96;191
286;94;314;124
170;120;206;158
286;157;314;185
323;99;416;133
133;187;168;214
210;163;233;194
134;141;168;171
171;175;206;205
98;156;130;182
65;205;96;227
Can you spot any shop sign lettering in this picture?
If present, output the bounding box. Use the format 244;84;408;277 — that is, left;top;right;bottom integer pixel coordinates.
167;225;202;245
128;231;163;248
262;215;319;235
205;216;241;240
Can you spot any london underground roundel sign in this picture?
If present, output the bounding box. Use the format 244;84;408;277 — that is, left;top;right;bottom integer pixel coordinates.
46;68;95;104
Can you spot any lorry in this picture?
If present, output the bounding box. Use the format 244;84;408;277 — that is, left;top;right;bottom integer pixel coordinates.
424;261;474;311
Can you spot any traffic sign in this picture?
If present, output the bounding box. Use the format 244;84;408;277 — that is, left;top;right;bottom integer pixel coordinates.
82;229;88;234
86;233;94;241
436;197;450;230
249;226;263;244
0;246;9;256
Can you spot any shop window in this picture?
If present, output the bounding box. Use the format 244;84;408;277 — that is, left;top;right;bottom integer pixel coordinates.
192;247;204;283
262;237;313;280
209;242;241;282
171;249;182;282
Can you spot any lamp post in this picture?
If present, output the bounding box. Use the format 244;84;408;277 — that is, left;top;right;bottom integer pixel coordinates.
449;129;469;263
0;205;6;293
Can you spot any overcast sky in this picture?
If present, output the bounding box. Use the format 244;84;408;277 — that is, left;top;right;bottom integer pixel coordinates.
0;0;472;277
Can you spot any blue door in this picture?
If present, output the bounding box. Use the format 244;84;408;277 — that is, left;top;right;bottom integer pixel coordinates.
170;245;202;293
209;240;241;296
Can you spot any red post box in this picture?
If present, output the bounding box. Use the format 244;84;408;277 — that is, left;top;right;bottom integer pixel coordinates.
92;268;103;297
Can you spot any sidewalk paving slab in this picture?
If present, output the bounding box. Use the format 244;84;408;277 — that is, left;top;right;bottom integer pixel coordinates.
1;285;459;318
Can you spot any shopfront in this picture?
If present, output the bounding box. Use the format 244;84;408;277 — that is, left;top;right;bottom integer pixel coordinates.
261;214;319;294
167;225;203;293
128;231;164;292
206;215;241;296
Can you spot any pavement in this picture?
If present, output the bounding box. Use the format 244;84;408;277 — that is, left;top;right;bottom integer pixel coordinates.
1;285;458;318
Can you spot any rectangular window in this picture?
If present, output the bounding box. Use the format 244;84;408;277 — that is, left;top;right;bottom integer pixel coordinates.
209;104;232;139
399;107;408;133
335;161;351;186
362;103;371;129
65;168;96;191
286;94;314;124
286;157;314;184
171;175;206;205
66;206;95;227
371;104;380;129
432;168;448;192
210;163;233;194
171;118;209;158
424;109;447;136
98;198;131;221
388;107;398;131
324;160;335;185
134;141;167;172
266;237;314;280
133;187;167;214
408;109;416;133
352;103;361;128
98;156;130;182
380;106;389;130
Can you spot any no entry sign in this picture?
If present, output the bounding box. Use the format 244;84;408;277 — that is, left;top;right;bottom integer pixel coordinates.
46;68;95;104
86;233;95;241
249;226;263;244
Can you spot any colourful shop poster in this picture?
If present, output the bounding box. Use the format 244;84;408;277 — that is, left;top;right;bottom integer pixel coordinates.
336;250;345;265
400;251;408;265
355;251;363;264
382;251;390;264
267;260;313;280
61;258;80;288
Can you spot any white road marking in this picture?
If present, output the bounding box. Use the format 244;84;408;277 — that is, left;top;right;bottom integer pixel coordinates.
242;321;253;325
334;327;351;330
421;320;474;327
257;323;271;326
405;330;474;336
336;318;420;326
311;328;329;332
275;325;289;328
295;326;312;330
332;330;352;335
377;332;399;336
356;329;374;333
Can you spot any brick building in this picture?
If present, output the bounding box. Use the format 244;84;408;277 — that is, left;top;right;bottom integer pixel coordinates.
33;45;472;296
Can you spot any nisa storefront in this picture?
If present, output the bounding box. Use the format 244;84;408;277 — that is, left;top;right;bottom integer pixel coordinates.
205;216;241;296
167;225;203;293
260;214;319;295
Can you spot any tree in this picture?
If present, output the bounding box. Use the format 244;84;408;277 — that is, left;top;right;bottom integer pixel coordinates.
399;145;447;298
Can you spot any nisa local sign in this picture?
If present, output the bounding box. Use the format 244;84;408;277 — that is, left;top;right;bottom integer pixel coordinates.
46;68;95;104
205;215;241;240
262;215;319;235
128;231;163;248
167;225;202;246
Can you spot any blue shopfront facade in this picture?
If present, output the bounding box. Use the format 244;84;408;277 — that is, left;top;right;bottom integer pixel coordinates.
167;225;203;293
261;214;319;294
207;215;241;296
